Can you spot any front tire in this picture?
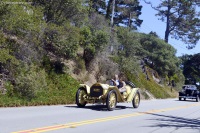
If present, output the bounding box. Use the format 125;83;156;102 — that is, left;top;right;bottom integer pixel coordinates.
196;95;199;102
76;88;87;107
132;91;140;108
106;90;117;111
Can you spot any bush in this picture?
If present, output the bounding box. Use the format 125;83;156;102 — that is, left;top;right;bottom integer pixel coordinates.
43;23;79;59
4;81;14;97
43;72;80;103
15;64;47;100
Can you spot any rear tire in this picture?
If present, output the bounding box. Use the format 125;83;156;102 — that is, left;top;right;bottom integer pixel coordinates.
106;90;117;111
76;88;87;107
179;97;182;101
132;91;140;108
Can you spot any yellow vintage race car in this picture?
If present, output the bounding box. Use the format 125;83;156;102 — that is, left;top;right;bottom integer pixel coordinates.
76;81;140;111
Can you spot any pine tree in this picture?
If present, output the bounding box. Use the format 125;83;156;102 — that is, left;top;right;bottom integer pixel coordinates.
114;0;143;29
88;0;143;29
144;0;200;48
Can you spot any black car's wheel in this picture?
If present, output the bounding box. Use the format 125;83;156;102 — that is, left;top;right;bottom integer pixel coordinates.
106;90;117;111
184;98;186;101
132;91;140;108
76;88;87;107
179;97;182;101
196;95;200;102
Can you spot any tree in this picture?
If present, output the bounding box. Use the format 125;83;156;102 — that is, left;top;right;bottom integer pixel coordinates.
149;31;159;38
80;26;109;67
180;53;200;84
114;0;143;29
116;27;142;57
42;23;80;59
143;0;200;49
32;0;85;25
139;34;179;77
88;0;143;29
88;0;106;14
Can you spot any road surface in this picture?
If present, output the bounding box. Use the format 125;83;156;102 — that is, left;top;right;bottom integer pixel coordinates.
0;99;200;133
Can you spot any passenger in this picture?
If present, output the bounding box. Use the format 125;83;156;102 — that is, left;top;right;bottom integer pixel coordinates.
118;74;126;92
111;74;120;86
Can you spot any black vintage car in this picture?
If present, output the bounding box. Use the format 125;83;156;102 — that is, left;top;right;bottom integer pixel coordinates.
179;85;200;102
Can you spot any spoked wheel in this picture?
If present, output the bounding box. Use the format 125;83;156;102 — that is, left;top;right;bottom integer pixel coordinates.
76;88;87;107
106;90;117;111
132;91;140;108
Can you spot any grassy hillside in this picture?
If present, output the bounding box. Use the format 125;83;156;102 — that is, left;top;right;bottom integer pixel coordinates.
127;71;178;99
0;1;183;107
0;71;79;107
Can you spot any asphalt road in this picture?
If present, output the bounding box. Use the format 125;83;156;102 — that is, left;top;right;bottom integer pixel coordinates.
1;99;200;133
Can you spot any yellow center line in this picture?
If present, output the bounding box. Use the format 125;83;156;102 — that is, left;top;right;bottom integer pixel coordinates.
12;103;200;133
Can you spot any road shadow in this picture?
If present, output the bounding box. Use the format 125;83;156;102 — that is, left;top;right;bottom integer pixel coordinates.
175;99;197;102
64;104;133;111
143;112;200;132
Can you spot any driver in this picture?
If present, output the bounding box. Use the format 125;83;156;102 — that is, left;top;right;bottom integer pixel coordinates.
112;74;126;92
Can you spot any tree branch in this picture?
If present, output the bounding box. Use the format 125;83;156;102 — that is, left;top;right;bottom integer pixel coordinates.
142;0;160;11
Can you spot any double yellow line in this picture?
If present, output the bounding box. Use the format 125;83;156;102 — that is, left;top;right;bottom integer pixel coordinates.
12;103;200;133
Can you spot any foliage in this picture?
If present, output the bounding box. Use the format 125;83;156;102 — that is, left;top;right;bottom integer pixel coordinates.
114;0;143;29
80;26;109;66
15;64;47;100
0;48;18;65
116;27;142;57
0;2;10;20
115;28;184;92
0;32;19;76
0;3;43;37
180;53;200;85
88;12;109;31
139;34;179;77
125;69;175;99
43;23;80;58
0;72;79;107
32;0;85;25
4;81;14;97
42;55;69;74
117;56;140;76
144;0;200;48
88;0;143;29
0;0;190;107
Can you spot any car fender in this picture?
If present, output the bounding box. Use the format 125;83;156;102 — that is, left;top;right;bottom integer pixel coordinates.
106;86;124;102
127;88;140;102
79;84;90;94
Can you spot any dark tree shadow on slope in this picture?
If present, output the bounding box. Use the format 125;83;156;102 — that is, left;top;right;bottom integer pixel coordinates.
144;112;200;132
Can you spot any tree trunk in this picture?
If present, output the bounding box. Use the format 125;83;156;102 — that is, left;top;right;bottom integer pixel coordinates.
128;12;131;28
106;0;112;19
165;0;171;43
110;0;115;27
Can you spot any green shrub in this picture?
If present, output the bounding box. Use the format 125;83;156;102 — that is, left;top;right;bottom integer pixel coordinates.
47;72;79;100
4;81;14;97
15;64;47;100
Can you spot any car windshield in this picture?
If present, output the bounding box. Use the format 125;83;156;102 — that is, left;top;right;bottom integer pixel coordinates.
182;85;197;90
